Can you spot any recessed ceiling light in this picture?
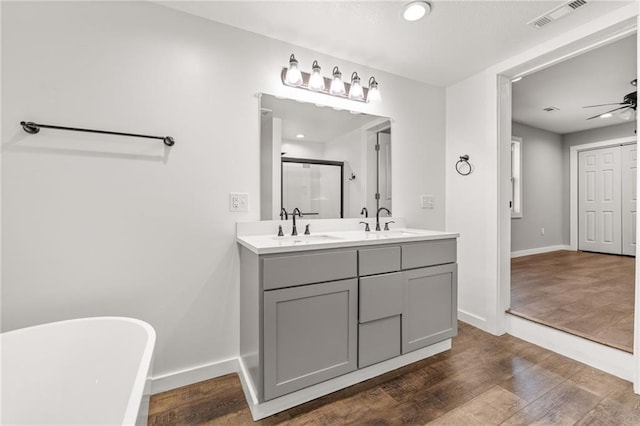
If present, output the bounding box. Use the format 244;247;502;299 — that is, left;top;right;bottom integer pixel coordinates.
600;113;613;119
402;1;431;22
295;133;305;138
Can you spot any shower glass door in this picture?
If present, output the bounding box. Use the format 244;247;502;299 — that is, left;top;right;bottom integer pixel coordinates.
281;158;344;219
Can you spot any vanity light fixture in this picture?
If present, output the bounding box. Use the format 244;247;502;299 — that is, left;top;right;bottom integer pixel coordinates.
280;53;380;104
285;54;303;86
308;61;325;91
367;76;381;103
330;66;346;96
348;72;365;101
402;1;432;22
619;108;636;121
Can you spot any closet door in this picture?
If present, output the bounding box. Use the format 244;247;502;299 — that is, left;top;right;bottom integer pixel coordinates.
621;144;637;256
578;147;622;254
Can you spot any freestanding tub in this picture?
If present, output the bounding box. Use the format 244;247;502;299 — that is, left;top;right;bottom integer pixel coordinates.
1;317;156;425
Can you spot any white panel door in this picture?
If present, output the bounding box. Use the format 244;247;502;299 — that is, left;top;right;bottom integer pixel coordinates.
578;147;621;254
621;144;637;256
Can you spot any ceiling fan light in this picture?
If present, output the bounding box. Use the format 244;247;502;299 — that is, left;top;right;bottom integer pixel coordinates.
285;53;303;87
308;60;325;91
619;108;636;121
329;66;346;96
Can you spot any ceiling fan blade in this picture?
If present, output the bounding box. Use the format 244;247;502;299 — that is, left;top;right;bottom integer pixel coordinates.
583;102;626;108
586;105;630;120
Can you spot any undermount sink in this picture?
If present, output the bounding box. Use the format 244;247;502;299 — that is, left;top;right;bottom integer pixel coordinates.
362;230;422;239
272;234;343;243
381;230;421;237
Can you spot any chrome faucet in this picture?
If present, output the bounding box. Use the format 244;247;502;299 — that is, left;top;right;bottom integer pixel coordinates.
280;208;288;220
291;208;303;236
360;207;368;218
375;207;391;231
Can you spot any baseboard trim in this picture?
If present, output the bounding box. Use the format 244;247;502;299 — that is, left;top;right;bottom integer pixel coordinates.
458;309;487;331
506;314;634;381
151;357;239;395
511;245;572;258
238;340;452;421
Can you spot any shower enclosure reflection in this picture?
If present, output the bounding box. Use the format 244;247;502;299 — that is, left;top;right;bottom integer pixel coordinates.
282;158;344;219
260;94;391;220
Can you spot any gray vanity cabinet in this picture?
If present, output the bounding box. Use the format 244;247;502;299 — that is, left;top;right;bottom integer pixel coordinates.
263;278;358;400
401;241;458;354
239;236;458;406
260;248;359;401
357;246;403;368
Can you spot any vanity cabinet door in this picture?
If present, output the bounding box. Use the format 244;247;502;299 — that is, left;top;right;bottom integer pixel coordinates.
263;279;358;401
402;264;457;354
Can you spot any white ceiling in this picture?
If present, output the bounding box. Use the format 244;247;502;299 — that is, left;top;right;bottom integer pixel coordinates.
157;0;634;87
512;34;637;134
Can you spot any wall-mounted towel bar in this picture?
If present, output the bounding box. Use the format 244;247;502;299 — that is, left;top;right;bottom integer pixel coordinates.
20;121;175;147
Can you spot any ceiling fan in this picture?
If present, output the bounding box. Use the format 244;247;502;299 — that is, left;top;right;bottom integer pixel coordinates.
583;79;637;120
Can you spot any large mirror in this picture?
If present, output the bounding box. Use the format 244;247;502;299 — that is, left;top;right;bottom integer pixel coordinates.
260;94;391;220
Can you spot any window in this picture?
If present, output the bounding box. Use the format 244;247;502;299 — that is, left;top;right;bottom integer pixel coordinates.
511;137;522;218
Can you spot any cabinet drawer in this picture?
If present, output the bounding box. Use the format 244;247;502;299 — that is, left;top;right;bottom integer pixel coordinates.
401;239;456;270
359;315;401;368
263;249;357;290
359;272;403;323
263;279;358;400
358;246;401;276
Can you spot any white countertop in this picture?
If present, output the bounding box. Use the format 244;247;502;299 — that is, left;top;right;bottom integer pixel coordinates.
237;228;459;254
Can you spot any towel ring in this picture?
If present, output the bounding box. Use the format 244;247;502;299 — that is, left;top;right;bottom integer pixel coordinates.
456;155;471;176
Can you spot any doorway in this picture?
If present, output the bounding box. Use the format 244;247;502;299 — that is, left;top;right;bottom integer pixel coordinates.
498;25;638;382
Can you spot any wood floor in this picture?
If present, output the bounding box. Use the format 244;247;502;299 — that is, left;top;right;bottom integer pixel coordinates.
148;322;640;425
509;250;635;353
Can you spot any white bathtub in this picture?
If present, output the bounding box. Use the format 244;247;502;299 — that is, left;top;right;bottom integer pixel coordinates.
1;317;156;425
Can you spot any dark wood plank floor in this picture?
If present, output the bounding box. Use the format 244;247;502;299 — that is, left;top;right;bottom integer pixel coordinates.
149;322;640;425
510;250;635;353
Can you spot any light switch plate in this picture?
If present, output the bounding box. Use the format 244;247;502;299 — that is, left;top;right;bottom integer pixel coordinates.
421;195;434;209
230;193;248;212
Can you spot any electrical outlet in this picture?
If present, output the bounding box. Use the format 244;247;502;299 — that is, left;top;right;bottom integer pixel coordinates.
229;193;248;212
421;195;435;209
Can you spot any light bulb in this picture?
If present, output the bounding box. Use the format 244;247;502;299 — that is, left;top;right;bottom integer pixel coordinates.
329;66;346;96
308;60;324;91
619;108;636;121
402;1;431;22
348;72;364;101
285;54;303;87
366;76;381;103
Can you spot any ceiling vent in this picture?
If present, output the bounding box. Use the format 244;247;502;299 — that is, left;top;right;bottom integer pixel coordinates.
543;106;560;112
528;0;588;29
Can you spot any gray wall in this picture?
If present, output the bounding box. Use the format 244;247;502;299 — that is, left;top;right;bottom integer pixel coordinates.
511;122;564;252
561;122;637;243
511;121;636;252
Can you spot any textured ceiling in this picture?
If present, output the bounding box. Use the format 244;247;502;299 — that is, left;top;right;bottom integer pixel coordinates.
513;34;637;134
